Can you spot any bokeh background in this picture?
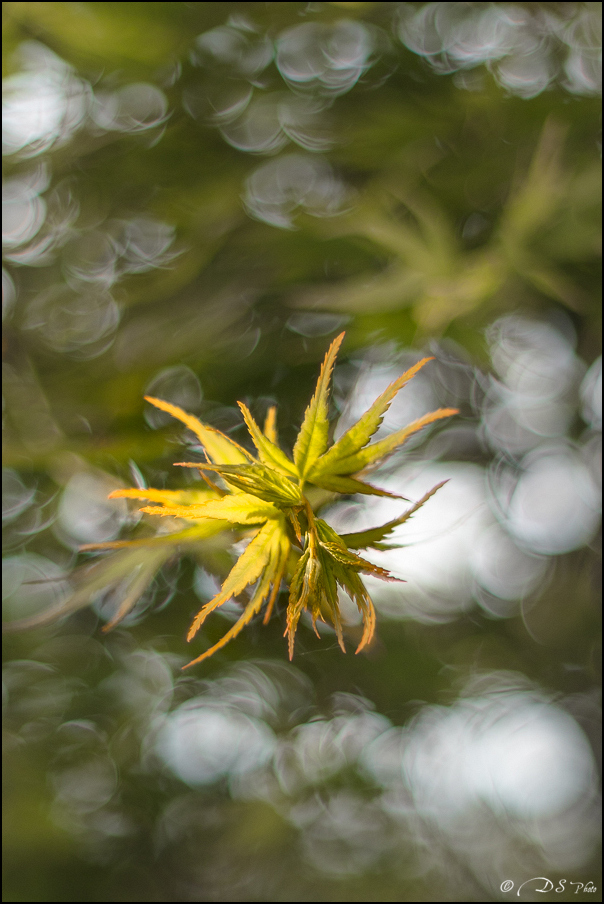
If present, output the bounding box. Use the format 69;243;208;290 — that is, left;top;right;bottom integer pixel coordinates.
2;2;601;901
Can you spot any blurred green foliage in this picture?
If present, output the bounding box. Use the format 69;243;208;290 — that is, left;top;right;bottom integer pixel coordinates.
2;2;601;902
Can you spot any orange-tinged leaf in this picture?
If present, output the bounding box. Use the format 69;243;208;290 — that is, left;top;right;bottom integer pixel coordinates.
108;487;216;504
310;357;434;477
353;590;376;654
264;406;278;444
183;566;274;668
144;396;253;465
327;558;376;654
292;332;345;478
138;504;209;518
237;401;298;476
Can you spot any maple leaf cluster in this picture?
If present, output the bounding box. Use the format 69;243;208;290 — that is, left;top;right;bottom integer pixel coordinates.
7;334;457;668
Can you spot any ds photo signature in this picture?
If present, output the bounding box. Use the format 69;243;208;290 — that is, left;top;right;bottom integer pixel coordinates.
501;878;597;896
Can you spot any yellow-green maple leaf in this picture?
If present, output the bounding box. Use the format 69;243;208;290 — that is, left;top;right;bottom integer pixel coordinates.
5;332;458;668
292;331;344;478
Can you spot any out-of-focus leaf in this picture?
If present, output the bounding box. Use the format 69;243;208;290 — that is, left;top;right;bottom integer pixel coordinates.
2;545;171;633
79;522;230;550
